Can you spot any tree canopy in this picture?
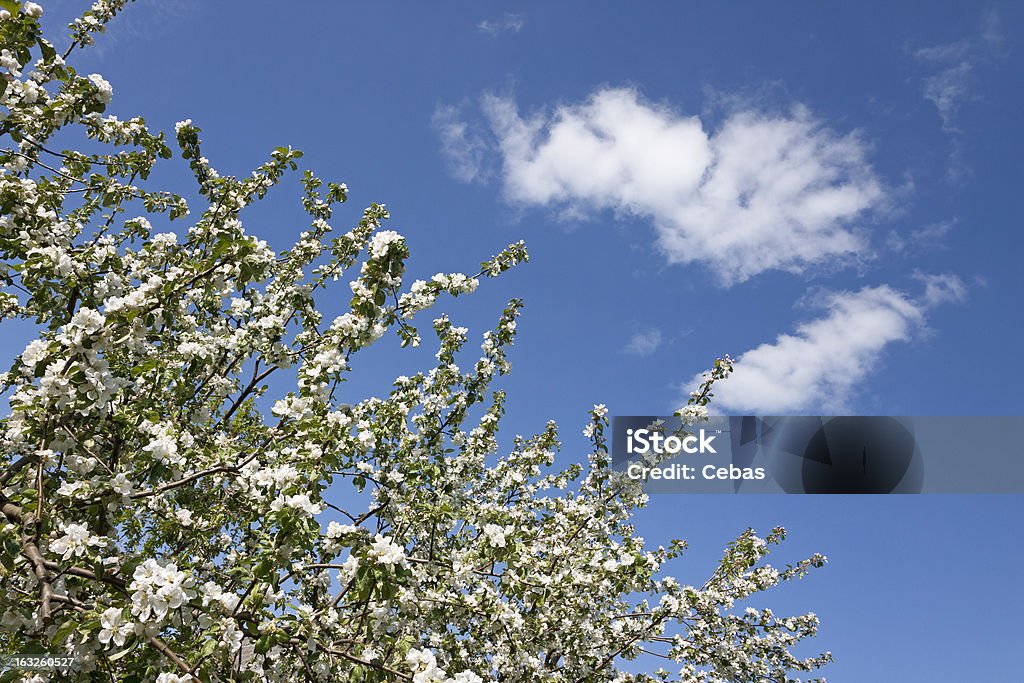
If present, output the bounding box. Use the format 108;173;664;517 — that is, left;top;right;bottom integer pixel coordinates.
0;3;829;682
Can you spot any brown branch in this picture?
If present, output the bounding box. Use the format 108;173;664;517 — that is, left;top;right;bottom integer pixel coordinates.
315;644;411;681
147;636;201;683
3;499;127;591
0;455;34;486
128;456;256;500
21;538;54;622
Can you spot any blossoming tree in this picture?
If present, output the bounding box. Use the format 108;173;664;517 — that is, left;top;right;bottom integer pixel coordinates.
0;3;830;682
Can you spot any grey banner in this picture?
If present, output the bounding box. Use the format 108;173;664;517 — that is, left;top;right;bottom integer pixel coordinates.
611;416;1024;493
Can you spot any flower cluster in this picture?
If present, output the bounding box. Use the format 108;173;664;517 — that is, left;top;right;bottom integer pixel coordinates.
129;560;197;623
0;5;829;683
368;534;408;566
49;522;106;560
98;607;134;648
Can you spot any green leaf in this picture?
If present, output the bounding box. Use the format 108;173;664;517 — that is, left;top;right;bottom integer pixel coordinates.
37;38;55;63
51;617;80;646
107;641;138;661
131;357;161;377
199;638;218;658
253;634;272;655
212;238;234;258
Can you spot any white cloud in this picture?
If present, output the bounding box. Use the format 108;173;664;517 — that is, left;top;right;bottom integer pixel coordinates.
622;328;663;356
921;61;972;132
980;8;1004;48
914;9;1003;133
915;272;967;307
885;219;955;253
432;104;489;183
684;282;963;413
477;13;524;36
478;88;885;285
56;0;196;64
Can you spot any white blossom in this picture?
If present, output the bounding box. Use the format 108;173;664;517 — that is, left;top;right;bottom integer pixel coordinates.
49;522;104;560
20;339;49;368
98;608;134;647
482;523;507;548
88;73;113;103
369;230;404;258
368;534;406;566
129;560;196;623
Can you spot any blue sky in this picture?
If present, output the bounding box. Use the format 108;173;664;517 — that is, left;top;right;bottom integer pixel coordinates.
19;1;1024;679
45;0;1022;422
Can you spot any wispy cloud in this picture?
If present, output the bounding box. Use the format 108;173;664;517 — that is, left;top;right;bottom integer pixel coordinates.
920;61;973;133
912;9;1004;154
46;0;196;64
471;87;885;285
914;272;968;307
477;13;524;36
432;104;491;183
885;219;956;254
622;328;664;357
683;280;965;413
